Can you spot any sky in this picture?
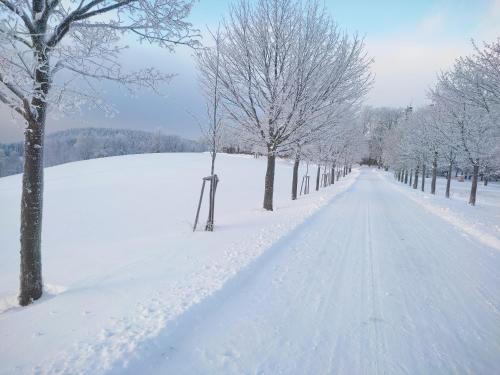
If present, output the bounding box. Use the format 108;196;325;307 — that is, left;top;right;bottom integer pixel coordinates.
1;0;499;143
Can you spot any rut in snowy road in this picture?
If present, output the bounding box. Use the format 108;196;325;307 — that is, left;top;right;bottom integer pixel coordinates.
116;168;500;375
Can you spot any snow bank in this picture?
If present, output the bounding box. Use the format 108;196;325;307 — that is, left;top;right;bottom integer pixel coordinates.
378;170;500;251
0;153;358;374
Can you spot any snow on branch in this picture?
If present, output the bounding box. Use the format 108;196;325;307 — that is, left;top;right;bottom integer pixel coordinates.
197;0;372;157
0;0;199;123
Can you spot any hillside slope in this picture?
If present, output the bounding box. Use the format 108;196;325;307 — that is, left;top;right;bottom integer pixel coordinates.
0;128;205;177
0;152;357;374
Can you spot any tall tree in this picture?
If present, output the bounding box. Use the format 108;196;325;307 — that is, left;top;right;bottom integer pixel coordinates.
362;106;404;169
0;0;198;305
200;0;371;210
433;43;500;205
196;26;225;231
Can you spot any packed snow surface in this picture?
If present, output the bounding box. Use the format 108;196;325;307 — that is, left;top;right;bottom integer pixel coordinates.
381;171;500;251
0;153;356;374
1;154;499;374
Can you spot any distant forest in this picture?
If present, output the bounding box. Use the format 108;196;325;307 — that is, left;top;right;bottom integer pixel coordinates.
0;128;206;177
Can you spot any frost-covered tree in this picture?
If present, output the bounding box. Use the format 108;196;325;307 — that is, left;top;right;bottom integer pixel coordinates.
287;3;371;200
428;98;462;198
0;0;198;305
196;26;225;231
0;147;5;175
376;40;499;205
404;106;442;193
432;40;500;205
362;106;404;169
199;0;371;210
302;108;363;190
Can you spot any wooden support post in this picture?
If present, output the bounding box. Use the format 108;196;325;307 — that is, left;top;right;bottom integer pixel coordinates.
193;179;207;232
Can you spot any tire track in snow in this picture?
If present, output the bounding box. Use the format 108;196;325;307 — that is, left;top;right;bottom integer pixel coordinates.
366;200;388;375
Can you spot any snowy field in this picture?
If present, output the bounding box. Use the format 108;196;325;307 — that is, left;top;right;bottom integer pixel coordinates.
1;0;499;373
1;156;499;374
0;153;357;374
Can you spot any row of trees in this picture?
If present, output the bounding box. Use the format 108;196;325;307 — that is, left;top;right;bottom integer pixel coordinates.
0;142;24;176
1;0;371;306
365;40;500;205
0;128;205;177
196;0;372;213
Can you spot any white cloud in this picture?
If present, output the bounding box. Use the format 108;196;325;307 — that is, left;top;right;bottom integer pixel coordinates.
417;11;445;34
366;34;470;107
474;0;500;40
366;0;500;106
364;0;500;108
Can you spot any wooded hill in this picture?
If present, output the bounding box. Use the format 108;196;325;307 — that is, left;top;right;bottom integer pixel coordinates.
0;128;205;177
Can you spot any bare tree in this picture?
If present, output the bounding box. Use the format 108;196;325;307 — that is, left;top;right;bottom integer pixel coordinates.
433;45;499;205
430;97;462;198
363;106;404;169
411;107;440;194
375;40;499;205
0;0;199;305
196;26;224;231
288;2;372;200
199;0;371;210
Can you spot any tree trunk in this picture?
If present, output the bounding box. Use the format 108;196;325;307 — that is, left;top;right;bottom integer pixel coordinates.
431;153;437;195
413;164;419;189
315;164;320;191
263;152;276;211
446;161;452;198
469;162;479;206
291;153;300;200
19;118;45;306
404;169;408;184
19;46;50;306
421;164;426;192
331;164;335;185
409;169;412;186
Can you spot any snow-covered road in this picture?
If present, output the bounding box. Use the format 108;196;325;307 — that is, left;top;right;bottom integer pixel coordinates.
117;168;500;374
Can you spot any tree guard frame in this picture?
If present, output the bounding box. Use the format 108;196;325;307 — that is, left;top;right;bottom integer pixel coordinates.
193;174;219;232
